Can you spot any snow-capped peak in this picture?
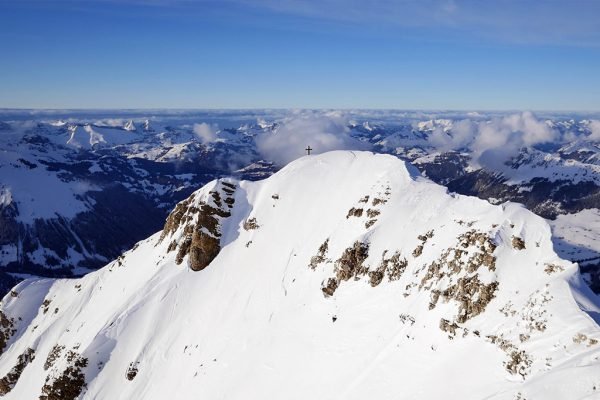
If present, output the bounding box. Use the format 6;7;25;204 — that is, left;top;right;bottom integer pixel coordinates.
0;151;598;400
123;120;136;132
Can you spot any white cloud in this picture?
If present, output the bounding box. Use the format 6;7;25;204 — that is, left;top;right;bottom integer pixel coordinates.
471;111;557;170
428;119;477;152
193;122;219;143
425;111;558;170
256;111;370;166
588;120;600;141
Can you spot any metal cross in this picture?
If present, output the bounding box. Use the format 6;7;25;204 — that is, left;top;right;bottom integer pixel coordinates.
305;146;313;155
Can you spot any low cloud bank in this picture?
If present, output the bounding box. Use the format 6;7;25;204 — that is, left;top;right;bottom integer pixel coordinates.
193;122;219;143
428;111;558;170
256;111;370;165
588;120;600;141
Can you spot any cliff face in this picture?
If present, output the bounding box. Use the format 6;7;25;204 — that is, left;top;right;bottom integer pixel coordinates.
159;180;237;271
0;151;598;400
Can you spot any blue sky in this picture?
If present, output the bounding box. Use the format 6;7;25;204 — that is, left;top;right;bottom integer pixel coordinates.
0;0;599;110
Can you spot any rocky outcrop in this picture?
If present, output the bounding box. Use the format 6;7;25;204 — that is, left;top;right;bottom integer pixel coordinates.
126;362;139;381
512;236;526;250
420;229;498;323
0;311;15;357
0;348;35;395
334;241;370;282
39;350;88;400
160;181;236;271
319;241;370;297
309;239;329;270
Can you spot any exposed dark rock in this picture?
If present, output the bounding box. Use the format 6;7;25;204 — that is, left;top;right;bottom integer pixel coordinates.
309;239;329;270
399;314;415;325
418;230;434;242
505;350;532;379
369;251;407;286
452;276;499;323
346;208;363;219
17;158;37;169
413;230;434;258
365;220;377;229
322;278;338;297
439;318;459;337
243;218;260;230
44;345;65;371
485;333;533;379
126;362;139;381
318;241;370;297
420;230;498;323
0;347;35;395
40;351;88;400
41;299;51;314
161;182;236;272
544;263;564;274
189;232;221;272
366;209;380;219
0;311;16;356
412;245;424;258
512;236;526;250
334;241;369;282
386;253;407;281
160;196;196;241
368;268;385;287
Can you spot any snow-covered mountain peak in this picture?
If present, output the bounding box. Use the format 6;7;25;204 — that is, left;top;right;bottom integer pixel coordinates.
123;120;136;132
416;118;453;133
0;151;599;399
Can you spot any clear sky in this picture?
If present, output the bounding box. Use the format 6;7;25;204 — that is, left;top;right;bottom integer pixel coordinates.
1;0;599;110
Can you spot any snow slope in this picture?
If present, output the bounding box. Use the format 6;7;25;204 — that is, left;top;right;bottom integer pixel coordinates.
550;209;600;262
0;151;599;400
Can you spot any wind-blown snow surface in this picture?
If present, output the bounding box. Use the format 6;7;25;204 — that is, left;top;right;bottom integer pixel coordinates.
0;151;599;399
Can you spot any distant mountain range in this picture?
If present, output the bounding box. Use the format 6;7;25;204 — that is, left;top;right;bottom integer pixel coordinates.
0;111;598;295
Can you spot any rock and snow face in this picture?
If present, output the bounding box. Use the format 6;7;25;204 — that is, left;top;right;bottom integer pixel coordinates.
0;151;599;400
0;118;264;291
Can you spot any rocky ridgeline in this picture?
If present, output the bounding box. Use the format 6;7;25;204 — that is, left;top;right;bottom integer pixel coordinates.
307;184;570;381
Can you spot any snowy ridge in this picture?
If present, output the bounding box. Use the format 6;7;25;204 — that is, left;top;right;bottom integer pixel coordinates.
0;151;598;399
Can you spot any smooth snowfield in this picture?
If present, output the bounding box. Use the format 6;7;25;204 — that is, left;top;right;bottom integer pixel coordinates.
0;151;599;399
550;209;600;261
